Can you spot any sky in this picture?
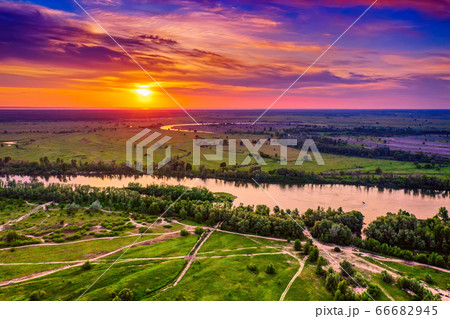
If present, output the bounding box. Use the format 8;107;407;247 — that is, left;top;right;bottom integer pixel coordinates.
0;0;449;109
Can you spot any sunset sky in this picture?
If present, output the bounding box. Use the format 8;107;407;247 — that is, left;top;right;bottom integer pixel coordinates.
0;0;449;109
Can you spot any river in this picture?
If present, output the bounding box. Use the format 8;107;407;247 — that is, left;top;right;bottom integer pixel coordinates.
1;175;448;224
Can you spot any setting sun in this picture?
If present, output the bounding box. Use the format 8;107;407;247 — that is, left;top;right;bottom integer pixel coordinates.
136;88;152;97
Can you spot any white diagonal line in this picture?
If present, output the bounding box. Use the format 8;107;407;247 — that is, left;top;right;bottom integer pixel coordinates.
72;0;199;125
251;178;376;301
76;178;200;300
252;0;378;125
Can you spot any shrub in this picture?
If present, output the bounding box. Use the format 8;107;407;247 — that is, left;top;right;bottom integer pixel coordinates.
82;261;92;270
29;290;46;301
180;229;189;236
366;283;382;298
9;247;15;252
425;274;434;285
381;270;393;284
303;241;311;255
307;246;319;262
339;260;355;277
265;263;276;274
247;263;257;272
334;247;341;252
114;288;134;301
194;227;204;235
294;239;302;251
163;225;172;228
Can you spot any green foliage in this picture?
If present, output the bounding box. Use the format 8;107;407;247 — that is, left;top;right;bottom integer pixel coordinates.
194;227;204;235
293;239;302;251
29;290;46;301
381;270;394;284
310;219;352;245
247;263;257;273
113;288;134;301
425;274;434;285
180;229;189;237
396;276;440;301
82;261;92;271
265;263;276;274
339;260;355;277
364;209;450;255
307;246;319;262
334;247;341;252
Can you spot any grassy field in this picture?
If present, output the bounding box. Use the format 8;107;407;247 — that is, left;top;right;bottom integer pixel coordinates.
101;235;199;260
284;261;334;301
0;235;159;263
0;263;73;283
149;254;298;301
0;259;185;301
1;119;448;178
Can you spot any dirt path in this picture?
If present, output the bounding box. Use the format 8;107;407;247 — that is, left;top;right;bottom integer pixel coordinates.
280;253;307;301
0;232;181;287
0;231;181;252
0;201;53;231
162;223;220;291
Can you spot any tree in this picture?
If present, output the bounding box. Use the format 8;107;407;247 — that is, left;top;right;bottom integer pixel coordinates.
339;260;355;277
265;263;276;274
294;239;302;251
438;207;448;221
88;200;102;213
307;246;319;262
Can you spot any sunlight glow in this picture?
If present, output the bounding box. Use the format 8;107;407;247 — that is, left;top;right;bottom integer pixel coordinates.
136;88;152;97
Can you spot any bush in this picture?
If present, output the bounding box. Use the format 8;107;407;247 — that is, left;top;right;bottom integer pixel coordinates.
29;290;46;301
294;239;302;251
194;227;204;235
114;288;134;301
425;274;434;285
381;270;394;284
82;261;92;270
163;225;172;228
265;263;276;274
307;246;319;262
247;263;257;272
339;260;355;277
180;229;189;236
303;241;311;255
334;247;341;252
366;283;382;298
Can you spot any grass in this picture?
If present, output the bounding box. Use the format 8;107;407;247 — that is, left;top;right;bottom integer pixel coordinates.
370;273;413;301
198;232;265;253
0;263;72;283
1;119;448;179
0;259;185;300
149;254;298;300
362;256;450;291
101;235;199;260
383;261;450;291
0;235;159;263
284;261;334;301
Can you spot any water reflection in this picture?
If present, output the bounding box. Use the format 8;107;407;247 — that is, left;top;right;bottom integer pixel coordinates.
0;174;448;223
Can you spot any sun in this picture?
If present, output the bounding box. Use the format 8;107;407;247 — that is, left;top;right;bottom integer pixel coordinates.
136;88;152;97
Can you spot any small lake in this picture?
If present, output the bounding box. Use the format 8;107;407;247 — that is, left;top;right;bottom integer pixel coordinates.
1;175;448;224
